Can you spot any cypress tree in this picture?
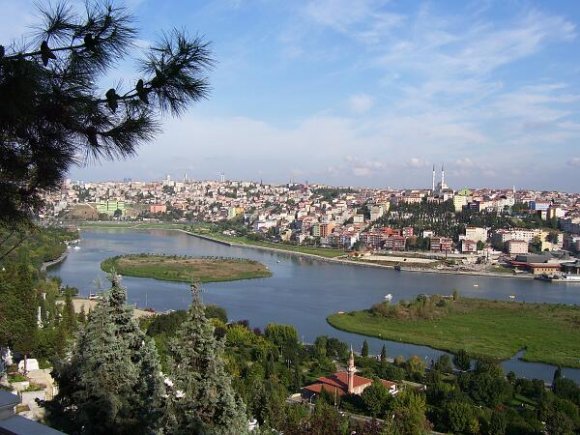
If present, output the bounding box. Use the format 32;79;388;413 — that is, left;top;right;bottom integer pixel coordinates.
380;344;387;363
45;275;164;434
361;340;369;358
61;293;77;334
164;283;248;434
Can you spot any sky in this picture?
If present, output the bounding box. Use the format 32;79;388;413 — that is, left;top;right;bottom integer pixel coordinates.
2;0;580;191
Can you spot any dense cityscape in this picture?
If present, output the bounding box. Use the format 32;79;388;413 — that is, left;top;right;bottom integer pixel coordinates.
42;170;580;273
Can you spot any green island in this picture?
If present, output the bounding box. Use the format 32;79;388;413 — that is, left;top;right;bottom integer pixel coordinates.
327;294;580;368
101;254;272;283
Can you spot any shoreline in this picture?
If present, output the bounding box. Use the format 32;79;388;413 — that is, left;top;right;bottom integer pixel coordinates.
185;232;533;280
79;225;536;280
100;254;272;284
326;299;580;369
41;252;68;272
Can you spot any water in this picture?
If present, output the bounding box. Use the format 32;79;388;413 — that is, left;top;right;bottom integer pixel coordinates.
49;228;580;383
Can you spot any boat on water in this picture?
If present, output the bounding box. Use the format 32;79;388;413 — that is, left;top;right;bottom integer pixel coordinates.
535;273;580;283
508;295;516;299
384;293;393;302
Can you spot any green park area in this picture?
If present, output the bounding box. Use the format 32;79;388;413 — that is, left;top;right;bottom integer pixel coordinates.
327;295;580;368
101;254;272;283
201;232;345;258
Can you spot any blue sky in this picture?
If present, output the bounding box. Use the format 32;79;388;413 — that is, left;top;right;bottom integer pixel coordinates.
2;1;580;191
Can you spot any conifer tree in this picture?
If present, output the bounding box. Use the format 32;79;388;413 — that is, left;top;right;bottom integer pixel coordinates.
380;344;387;363
0;1;213;225
164;282;248;434
0;259;38;373
61;292;77;334
361;339;369;358
45;274;164;434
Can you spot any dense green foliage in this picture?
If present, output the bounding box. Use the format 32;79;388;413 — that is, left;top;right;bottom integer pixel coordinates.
377;200;557;243
311;187;357;202
1;224;78;266
0;226;80;370
44;277;165;434
163;287;248;434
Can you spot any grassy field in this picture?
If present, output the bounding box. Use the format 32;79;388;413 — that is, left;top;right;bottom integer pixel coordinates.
80;222;186;230
327;297;580;368
101;254;272;283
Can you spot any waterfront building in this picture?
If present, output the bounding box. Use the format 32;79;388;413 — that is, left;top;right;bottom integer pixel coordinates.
460;239;478;253
430;237;453;253
464;227;488;244
507;240;528;256
384;235;406;251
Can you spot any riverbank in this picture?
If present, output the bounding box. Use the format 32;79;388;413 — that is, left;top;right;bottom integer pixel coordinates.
78;223;540;280
101;254;272;283
327;297;580;368
186;232;535;280
40;252;68;272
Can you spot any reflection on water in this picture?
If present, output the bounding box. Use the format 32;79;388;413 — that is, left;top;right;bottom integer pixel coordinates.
49;228;580;383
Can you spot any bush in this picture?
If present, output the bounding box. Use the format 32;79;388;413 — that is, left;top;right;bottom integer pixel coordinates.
8;373;27;383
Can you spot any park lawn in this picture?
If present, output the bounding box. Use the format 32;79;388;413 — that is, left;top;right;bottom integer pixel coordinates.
327;298;580;368
101;254;272;283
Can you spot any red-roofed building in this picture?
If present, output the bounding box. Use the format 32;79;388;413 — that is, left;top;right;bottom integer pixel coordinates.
301;349;398;400
384;235;406;251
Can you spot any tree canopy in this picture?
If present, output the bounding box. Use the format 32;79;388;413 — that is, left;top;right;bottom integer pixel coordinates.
0;1;212;224
44;275;165;433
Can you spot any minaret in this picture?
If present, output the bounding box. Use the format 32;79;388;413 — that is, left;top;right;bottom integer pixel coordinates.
431;165;435;192
347;346;356;394
441;164;445;189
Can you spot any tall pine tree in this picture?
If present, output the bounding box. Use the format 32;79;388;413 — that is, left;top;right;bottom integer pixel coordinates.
0;258;38;373
164;282;248;434
45;274;164;434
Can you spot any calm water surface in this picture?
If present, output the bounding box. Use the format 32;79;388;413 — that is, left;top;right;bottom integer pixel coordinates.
49;228;580;382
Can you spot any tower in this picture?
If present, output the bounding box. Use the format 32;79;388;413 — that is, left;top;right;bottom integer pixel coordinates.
347;346;356;394
431;165;435;192
441;164;445;189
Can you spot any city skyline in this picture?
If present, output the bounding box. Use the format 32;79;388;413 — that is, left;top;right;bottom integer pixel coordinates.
2;0;580;191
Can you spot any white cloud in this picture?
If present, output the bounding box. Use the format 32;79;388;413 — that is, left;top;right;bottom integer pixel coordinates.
349;94;375;113
407;158;428;168
455;157;476;168
303;0;405;43
568;157;580;167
